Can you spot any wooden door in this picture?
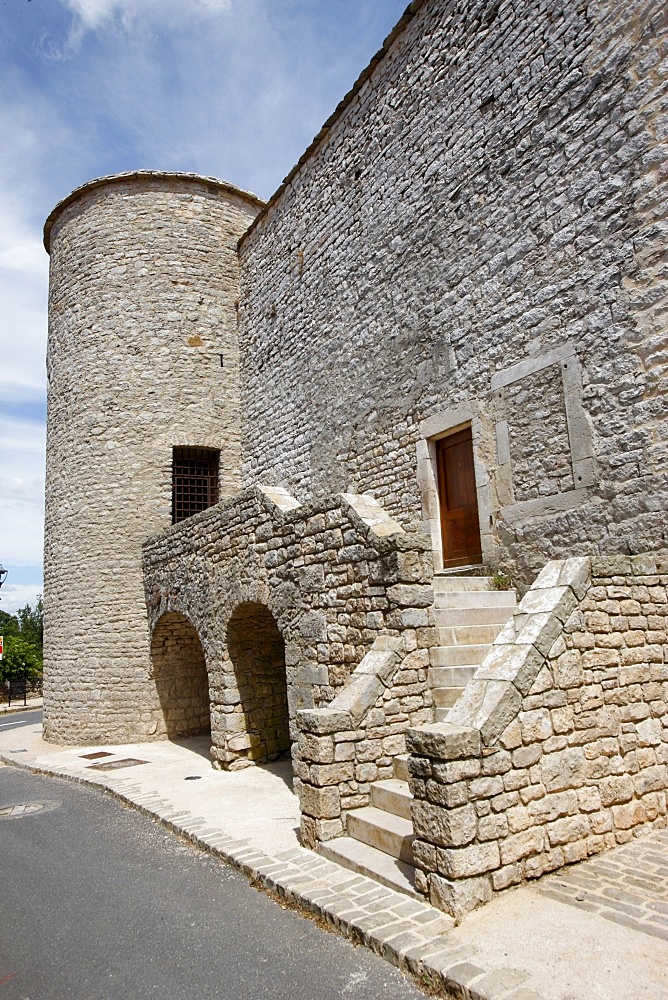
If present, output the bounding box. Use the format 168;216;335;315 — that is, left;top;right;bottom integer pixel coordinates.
436;427;482;568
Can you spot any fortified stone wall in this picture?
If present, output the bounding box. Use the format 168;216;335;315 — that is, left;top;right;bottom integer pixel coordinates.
407;553;668;918
238;0;668;587
43;172;262;744
141;487;436;769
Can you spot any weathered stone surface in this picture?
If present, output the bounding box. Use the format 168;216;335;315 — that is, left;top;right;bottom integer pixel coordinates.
386;585;434;608
428;873;492;920
541;750;587;793
412;801;477;849
407;724;481;761
448;680;522;747
298;710;354;735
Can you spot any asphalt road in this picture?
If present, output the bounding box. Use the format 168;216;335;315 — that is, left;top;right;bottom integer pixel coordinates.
0;765;426;1000
0;709;42;732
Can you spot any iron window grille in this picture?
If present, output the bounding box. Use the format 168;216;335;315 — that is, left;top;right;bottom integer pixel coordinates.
172;447;220;524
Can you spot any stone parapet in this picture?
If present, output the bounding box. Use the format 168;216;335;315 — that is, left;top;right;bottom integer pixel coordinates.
407;553;668;919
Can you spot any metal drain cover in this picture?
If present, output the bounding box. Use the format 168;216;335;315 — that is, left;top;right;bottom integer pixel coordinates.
0;800;61;820
87;758;148;771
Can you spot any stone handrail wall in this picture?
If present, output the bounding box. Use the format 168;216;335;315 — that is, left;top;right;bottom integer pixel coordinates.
407;553;668;919
296;633;432;847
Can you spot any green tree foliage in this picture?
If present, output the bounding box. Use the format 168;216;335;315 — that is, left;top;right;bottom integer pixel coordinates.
2;635;41;683
0;610;19;639
0;596;43;686
17;595;43;649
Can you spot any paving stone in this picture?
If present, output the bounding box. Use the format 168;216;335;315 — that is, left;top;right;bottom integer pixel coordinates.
540;829;668;939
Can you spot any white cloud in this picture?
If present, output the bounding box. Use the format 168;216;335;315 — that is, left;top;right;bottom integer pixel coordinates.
0;204;48;397
0;415;46;570
0;584;43;618
61;0;232;34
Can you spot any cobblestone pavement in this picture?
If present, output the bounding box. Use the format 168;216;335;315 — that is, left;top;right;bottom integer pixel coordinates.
540;828;668;942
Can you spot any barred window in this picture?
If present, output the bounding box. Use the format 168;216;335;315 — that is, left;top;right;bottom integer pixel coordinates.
172;447;220;524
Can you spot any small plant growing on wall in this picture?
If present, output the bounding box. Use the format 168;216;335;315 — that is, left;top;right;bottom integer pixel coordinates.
491;568;513;590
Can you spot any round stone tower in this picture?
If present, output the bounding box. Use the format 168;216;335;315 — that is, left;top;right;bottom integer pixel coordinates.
43;171;264;743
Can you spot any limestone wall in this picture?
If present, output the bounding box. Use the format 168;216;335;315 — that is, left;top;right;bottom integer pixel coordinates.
297;635;429;846
238;0;668;586
43;171;262;744
142;487;436;769
407;553;668;918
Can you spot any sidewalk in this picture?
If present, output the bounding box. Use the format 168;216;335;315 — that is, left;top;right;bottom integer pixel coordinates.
0;696;43;714
1;715;666;1000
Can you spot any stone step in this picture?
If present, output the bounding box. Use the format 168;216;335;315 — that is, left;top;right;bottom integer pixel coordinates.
432;575;494;592
436;623;504;646
433;589;517;609
434;605;516;627
432;686;468;708
346;806;415;863
430;643;490;667
394;754;409;782
429;665;479;690
370;778;412;820
317;837;418;898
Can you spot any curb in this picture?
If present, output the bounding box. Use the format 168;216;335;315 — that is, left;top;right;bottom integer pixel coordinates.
0;701;43;716
0;749;545;1000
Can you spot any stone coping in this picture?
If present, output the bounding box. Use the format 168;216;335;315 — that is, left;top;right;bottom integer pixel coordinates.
408;558;591;756
142;483;432;558
44;170;265;252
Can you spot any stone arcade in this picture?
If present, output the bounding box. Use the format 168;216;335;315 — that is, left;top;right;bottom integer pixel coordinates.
43;0;667;917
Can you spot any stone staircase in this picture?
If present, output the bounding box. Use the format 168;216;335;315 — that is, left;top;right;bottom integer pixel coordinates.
430;574;517;722
317;754;418;897
315;573;518;896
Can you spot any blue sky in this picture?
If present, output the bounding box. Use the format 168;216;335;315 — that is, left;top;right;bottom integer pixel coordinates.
0;0;408;616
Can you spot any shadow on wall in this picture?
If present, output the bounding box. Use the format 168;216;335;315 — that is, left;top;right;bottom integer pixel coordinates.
150;611;211;738
226;602;290;764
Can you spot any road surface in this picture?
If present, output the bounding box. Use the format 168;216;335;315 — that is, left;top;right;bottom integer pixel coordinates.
0;765;426;1000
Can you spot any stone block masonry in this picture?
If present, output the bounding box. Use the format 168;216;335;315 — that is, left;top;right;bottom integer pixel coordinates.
142;487;437;771
407;553;668;919
42;172;263;745
238;0;668;590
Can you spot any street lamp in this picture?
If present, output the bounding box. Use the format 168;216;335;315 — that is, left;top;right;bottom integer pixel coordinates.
0;564;7;595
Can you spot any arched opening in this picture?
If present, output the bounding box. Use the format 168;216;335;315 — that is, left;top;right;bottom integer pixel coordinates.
226;603;290;764
150;611;211;738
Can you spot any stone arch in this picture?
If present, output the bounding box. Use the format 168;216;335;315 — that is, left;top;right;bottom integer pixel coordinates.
225;602;290;764
150;611;211;738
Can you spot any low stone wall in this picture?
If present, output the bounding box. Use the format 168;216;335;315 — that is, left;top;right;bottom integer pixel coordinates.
142;486;436;769
407;553;668;919
296;634;432;846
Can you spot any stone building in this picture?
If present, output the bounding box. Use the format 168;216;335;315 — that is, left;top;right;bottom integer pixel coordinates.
43;0;667;917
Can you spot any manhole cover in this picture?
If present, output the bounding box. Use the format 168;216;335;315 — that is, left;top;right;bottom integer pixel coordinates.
0;800;61;820
87;758;148;771
80;751;114;760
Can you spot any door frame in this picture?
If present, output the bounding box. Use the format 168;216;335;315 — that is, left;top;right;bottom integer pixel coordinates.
416;404;495;573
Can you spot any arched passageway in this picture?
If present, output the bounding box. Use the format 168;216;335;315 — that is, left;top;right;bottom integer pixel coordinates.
226;603;290;764
150;611;211;738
